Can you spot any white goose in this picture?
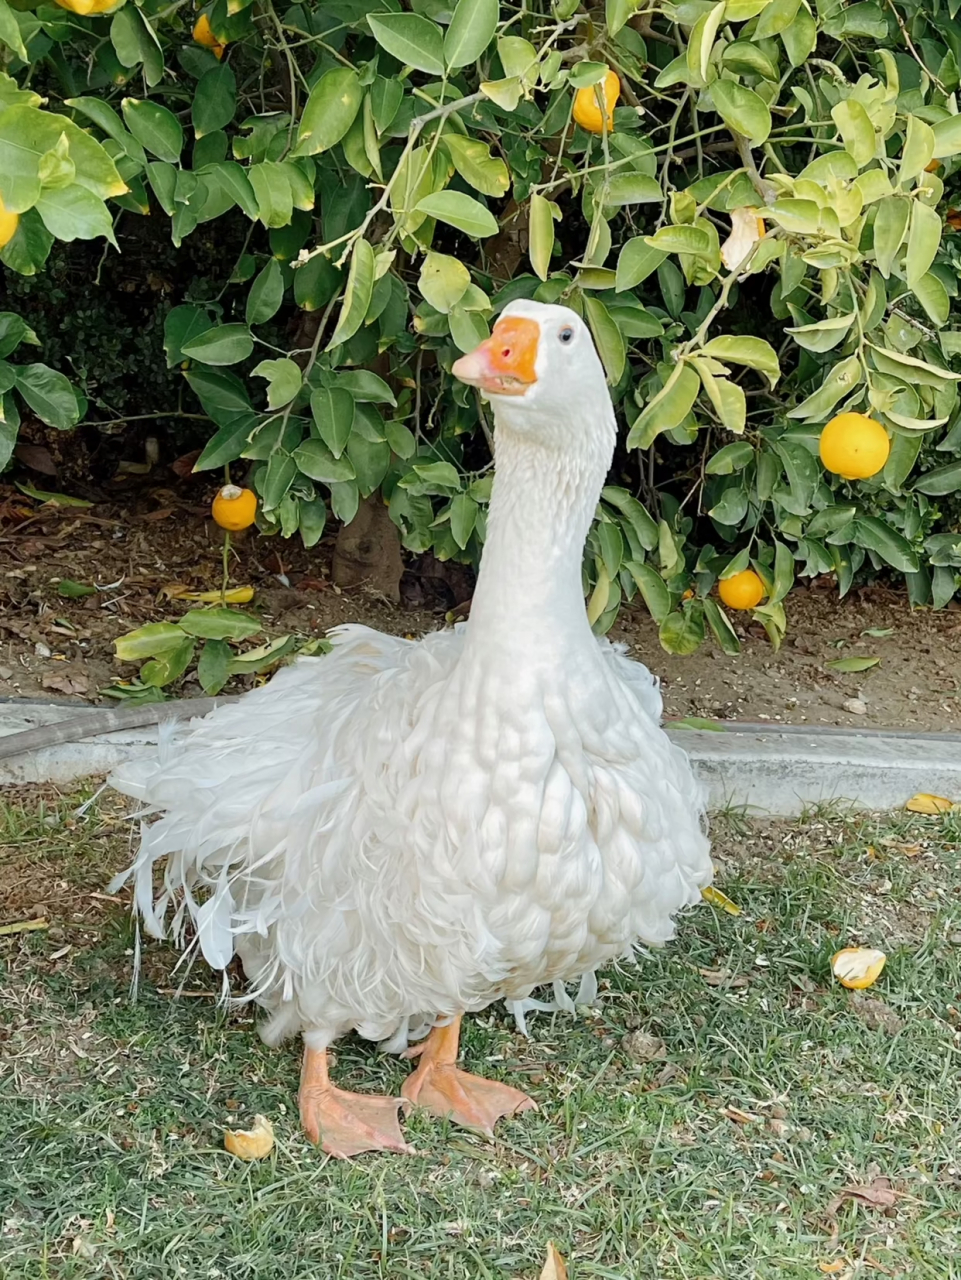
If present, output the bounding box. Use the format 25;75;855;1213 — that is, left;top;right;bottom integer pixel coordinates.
110;300;712;1158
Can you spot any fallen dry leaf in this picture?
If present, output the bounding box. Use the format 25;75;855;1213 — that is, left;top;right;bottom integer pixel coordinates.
701;885;742;916
832;947;886;990
722;1105;758;1125
699;967;749;988
818;1261;850;1275
826;1176;899;1216
621;1030;665;1064
720;206;764;270
161;583;255;604
905;792;955;815
539;1242;567;1280
224;1113;274;1160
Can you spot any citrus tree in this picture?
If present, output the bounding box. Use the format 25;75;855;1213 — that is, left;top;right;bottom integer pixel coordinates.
2;0;961;659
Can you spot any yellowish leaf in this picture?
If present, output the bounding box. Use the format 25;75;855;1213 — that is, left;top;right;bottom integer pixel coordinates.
162;584;255;604
224;1113;274;1160
819;1262;850;1276
831;947;886;990
540;1242;568;1280
701;885;742;916
905;792;955;815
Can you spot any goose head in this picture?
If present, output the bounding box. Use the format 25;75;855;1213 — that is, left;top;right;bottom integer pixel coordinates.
452;300;615;457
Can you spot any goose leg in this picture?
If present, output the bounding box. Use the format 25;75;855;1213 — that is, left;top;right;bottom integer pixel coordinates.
299;1046;412;1158
401;1015;537;1138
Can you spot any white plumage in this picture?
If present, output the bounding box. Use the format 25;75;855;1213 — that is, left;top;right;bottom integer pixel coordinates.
110;300;712;1154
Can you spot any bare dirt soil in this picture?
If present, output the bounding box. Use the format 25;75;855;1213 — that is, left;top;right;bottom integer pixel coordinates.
2;480;960;732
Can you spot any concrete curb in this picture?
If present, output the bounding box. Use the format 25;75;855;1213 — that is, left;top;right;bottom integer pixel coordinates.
2;700;960;817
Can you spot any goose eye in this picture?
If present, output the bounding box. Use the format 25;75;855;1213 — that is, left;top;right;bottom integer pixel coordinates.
558;326;574;344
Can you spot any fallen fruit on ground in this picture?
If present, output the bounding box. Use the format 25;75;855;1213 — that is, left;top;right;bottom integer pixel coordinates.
224;1113;274;1159
193;13;226;57
0;195;18;249
212;484;257;531
832;947;886;989
905;792;955;814
573;69;619;134
718;568;765;611
819;412;890;481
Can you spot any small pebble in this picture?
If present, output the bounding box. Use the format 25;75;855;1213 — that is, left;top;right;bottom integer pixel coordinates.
843;698;867;715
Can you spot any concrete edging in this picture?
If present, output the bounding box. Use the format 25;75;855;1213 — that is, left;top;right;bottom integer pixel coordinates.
2;700;960;817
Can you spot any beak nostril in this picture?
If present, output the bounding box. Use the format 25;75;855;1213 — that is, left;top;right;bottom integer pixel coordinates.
502;348;511;358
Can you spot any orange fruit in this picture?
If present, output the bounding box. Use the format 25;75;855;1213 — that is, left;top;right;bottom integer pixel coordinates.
212;484;257;530
193;12;226;58
718;568;764;611
831;947;886;990
819;411;889;481
224;1114;274;1160
0;195;18;249
925;159;942;173
572;68;619;135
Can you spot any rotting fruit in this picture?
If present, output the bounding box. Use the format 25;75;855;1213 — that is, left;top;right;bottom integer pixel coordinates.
212;485;257;531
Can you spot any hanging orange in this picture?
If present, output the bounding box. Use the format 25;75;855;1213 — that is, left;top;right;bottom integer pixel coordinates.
212;485;257;531
718;569;764;611
819;412;889;481
573;69;619;134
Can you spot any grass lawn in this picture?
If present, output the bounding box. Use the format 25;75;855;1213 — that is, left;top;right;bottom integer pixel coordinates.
2;786;961;1279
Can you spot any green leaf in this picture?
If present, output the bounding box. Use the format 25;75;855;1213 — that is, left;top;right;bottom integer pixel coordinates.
826;655;881;673
787;355;862;420
310;386;355;457
251;357;302;409
601;487;658;550
710;80;771;145
583;296;625;385
628;362;700;448
14;364;81;430
852;515;919;572
932;113;961;160
625;560;672;624
292;437;357;483
722;40;778;79
0;312;39;359
604;174;663;205
121;99;183;164
831;99;875;168
246;258;285;326
449;492;478;548
770;539;794;604
786;311;856;353
298;496;327;549
140;640;195;689
529;192;556;282
913;459;961;496
405;460;462;492
899;115;935;185
755;0;800;36
616;238;666;291
905;201;941;291
192;64;237;140
226;634;297;677
415;191;498;239
35;185;116;247
441;134;509;199
872;197;909;278
367;12;445;76
261;448;297;511
114;622;188;661
293;67;363;157
646;225;712;256
703;597;741;655
0;0;27;61
182;323;254;366
65;97;146;167
110;5;163;85
327;237;374;349
57;579;96;598
336;370;396;406
197;638;231;695
659;601;705;655
697;367;746;433
418;251;470;313
700;335;780;387
912;271;949;327
444;0;497;69
705;440;754;474
177;607;262;640
248;161;294;229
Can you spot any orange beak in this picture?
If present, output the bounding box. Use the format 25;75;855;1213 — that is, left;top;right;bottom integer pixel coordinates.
452;316;540;397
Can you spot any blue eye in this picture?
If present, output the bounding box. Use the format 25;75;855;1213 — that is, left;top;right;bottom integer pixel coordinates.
558;326;574;344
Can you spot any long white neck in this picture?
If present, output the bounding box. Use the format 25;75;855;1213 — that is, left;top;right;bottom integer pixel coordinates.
464;399;616;660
